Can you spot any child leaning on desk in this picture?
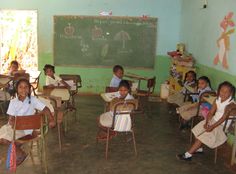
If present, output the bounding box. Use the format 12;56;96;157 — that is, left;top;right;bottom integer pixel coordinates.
177;81;235;161
110;65;124;88
167;70;197;106
177;76;212;130
98;80;133;130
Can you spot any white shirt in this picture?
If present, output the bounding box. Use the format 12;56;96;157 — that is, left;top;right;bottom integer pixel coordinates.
181;81;196;94
191;86;212;102
214;97;233;123
7;96;46;134
45;75;62;86
110;75;122;87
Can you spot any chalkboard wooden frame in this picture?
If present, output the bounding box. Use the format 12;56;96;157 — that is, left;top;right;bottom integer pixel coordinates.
53;15;157;69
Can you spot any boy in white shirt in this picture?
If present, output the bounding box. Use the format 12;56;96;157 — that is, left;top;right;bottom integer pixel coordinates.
110;65;124;88
43;64;69;87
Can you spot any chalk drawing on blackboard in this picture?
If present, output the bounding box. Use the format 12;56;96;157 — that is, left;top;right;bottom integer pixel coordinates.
101;43;109;58
114;30;131;49
92;25;106;40
80;40;89;53
64;23;75;36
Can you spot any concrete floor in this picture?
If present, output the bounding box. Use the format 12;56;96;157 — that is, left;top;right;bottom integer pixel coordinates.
0;95;236;174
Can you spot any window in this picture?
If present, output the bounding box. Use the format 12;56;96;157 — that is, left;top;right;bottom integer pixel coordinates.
0;10;38;74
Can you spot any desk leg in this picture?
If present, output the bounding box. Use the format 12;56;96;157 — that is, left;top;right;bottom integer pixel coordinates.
138;80;141;90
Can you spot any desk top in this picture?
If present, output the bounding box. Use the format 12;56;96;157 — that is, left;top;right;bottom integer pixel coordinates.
0;75;12;87
100;92;118;102
124;72;149;81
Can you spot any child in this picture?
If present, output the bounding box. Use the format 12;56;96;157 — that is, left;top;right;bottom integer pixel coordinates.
110;65;124;88
177;81;235;161
0;78;55;165
99;80;133;129
167;71;197;106
0;61;21;99
43;64;69;88
8;60;19;76
177;76;212;129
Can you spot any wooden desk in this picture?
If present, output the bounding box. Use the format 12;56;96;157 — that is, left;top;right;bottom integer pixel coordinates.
100;92;118;112
124;72;149;89
100;92;118;103
0;76;12;88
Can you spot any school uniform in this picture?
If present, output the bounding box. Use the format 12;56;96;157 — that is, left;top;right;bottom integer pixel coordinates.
167;81;195;106
179;86;212;121
45;75;62;86
110;75;122;88
99;92;134;128
0;96;46;141
192;97;232;149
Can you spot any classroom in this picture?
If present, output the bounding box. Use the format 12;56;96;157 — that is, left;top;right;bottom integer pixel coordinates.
0;0;236;173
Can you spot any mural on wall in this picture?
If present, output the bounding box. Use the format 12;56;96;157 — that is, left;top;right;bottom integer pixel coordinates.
213;12;235;69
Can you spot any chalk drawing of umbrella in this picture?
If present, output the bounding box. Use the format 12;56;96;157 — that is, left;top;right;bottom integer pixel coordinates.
114;30;131;49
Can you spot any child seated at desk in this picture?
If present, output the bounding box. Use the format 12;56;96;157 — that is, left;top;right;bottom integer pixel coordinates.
98;80;133;132
0;79;55;166
177;81;235;161
3;60;23;97
167;70;197;106
177;76;212;130
43;64;69;88
110;65;124;88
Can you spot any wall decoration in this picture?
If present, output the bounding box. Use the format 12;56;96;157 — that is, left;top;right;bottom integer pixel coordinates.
213;12;235;69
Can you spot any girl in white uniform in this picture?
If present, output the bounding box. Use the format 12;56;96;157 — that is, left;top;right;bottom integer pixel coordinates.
177;81;235;161
0;79;55;165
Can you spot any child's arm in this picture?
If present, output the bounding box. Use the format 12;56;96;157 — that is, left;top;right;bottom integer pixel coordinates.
206;110;228;132
42;106;56;128
60;79;70;89
204;102;217;129
8;115;15;126
207;102;236;132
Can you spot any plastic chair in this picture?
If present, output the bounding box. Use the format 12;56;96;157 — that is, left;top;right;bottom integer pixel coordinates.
135;76;156;115
12;113;48;173
42;86;72;133
97;99;138;159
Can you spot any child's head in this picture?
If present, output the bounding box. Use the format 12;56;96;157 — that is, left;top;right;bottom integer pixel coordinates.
43;64;55;77
9;60;19;72
113;65;124;79
184;71;196;83
217;81;235;101
15;78;31;100
197;76;211;89
118;80;131;99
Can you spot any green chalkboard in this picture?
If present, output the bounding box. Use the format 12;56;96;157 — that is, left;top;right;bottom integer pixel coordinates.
53;16;157;69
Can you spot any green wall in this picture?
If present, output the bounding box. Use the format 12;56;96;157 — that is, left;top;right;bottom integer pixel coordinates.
39;53;171;94
196;63;236;90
